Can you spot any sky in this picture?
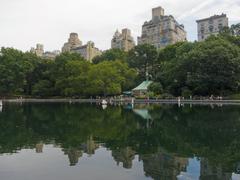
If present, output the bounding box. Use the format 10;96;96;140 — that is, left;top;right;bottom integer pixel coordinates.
0;0;239;52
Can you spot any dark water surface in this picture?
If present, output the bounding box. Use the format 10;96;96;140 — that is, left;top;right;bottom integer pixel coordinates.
0;103;240;180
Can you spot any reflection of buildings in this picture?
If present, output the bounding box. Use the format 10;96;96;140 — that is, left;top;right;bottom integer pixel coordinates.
200;158;232;180
63;148;83;166
81;136;99;155
35;143;44;153
133;109;153;128
63;136;99;166
140;152;188;180
133;109;152;120
112;147;136;169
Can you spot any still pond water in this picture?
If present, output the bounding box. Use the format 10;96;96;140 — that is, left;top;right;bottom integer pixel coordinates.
0;103;240;180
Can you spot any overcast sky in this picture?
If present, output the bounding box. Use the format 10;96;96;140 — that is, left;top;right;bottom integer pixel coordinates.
0;0;239;52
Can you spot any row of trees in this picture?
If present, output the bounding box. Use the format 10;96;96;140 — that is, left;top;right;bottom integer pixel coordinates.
0;29;240;97
92;32;240;97
156;34;240;97
0;49;137;97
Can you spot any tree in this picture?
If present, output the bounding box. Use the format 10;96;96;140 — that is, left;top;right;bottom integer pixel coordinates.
155;42;194;95
127;44;158;82
160;37;240;96
55;60;91;96
53;52;85;96
32;80;55;97
0;48;35;96
92;48;127;64
86;61;137;96
158;42;186;62
148;82;163;95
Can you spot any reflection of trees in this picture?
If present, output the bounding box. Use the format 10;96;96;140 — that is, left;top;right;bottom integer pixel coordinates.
145;105;240;173
140;150;188;180
111;147;136;169
0;103;240;175
200;158;232;180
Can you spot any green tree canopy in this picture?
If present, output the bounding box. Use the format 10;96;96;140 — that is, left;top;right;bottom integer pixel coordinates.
92;48;127;64
157;36;240;96
127;44;158;82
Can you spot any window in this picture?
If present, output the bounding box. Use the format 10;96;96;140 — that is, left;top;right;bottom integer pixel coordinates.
209;25;214;32
218;23;223;30
209;19;213;24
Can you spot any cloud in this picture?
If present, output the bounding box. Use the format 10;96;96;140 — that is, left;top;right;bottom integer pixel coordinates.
178;0;217;20
0;0;239;51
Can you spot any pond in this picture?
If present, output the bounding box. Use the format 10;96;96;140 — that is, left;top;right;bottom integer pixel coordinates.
0;103;240;180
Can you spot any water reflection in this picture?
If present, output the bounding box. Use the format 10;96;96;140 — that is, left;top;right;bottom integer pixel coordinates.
0;103;240;179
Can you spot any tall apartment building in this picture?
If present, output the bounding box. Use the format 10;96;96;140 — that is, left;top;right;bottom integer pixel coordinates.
231;23;240;36
111;28;135;52
62;33;82;52
43;50;61;60
196;14;229;41
62;33;102;62
30;44;60;60
138;6;187;49
71;41;102;62
30;44;44;57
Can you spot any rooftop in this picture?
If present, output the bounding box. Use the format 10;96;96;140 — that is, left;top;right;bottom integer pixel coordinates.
132;81;153;91
196;13;227;23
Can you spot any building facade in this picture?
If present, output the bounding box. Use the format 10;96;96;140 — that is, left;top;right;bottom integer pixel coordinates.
196;14;229;41
62;33;102;62
111;28;135;51
138;6;187;49
30;44;60;60
232;23;240;36
43;50;61;60
62;33;82;52
30;44;44;57
71;41;102;62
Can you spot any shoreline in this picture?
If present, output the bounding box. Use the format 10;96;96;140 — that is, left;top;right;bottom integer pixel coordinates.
2;98;240;105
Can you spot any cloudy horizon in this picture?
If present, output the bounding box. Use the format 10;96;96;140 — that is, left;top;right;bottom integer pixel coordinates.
0;0;239;52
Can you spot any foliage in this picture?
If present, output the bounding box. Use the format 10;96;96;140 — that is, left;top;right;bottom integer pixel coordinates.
148;82;163;95
156;36;240;96
127;44;158;81
1;33;240;98
0;49;137;97
0;48;42;96
1;104;240;173
92;48;127;64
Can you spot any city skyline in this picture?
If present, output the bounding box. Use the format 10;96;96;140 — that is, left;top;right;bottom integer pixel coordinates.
0;0;239;52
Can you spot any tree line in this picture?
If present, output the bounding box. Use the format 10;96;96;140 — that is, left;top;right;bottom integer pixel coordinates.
0;30;240;98
0;49;137;97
